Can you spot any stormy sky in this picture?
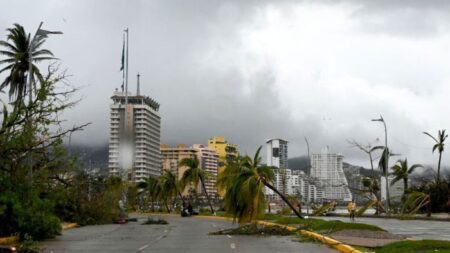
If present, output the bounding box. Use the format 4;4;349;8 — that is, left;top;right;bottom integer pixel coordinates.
1;0;450;168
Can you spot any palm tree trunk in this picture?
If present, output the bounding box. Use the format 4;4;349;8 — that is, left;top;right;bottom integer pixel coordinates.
164;200;171;213
151;198;155;212
200;179;215;214
178;192;186;207
264;181;303;219
403;178;408;196
437;152;442;183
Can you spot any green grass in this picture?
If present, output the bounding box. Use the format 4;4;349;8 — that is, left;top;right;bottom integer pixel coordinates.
266;215;385;232
375;240;450;253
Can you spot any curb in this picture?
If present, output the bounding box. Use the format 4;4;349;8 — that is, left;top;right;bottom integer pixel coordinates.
62;223;78;230
195;215;362;253
0;236;18;245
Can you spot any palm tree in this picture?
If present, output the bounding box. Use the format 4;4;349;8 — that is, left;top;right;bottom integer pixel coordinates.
0;23;55;102
423;130;448;183
391;159;422;196
140;176;159;212
159;170;185;208
179;157;215;214
220;146;303;223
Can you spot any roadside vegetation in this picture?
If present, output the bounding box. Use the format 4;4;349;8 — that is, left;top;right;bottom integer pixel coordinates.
267;216;384;232
142;217;169;225
0;23;128;241
210;223;295;236
374;240;450;253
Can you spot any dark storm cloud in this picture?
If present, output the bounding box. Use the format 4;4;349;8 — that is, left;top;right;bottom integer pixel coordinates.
1;0;449;167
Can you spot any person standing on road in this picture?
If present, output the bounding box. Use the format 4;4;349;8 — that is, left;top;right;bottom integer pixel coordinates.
347;200;356;221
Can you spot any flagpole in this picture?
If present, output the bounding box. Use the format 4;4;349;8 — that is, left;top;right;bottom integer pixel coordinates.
123;28;129;180
124;28;129;136
121;33;125;92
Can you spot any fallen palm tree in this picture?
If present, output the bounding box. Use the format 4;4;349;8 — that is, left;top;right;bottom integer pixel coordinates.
355;199;378;217
401;191;430;216
311;201;336;216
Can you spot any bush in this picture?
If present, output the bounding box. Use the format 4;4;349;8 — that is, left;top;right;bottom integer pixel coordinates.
412;181;450;213
0;179;61;240
17;235;43;253
280;207;292;215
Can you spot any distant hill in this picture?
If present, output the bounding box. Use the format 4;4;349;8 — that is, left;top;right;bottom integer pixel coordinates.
287;156;309;172
66;143;108;169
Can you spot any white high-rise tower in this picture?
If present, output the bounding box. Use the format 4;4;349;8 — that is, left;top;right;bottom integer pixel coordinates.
266;138;288;169
108;89;162;182
310;147;352;202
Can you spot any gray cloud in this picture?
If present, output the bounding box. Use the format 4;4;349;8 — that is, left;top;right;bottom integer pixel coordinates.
1;0;449;168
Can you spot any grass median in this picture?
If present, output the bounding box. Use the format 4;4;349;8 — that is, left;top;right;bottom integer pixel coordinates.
264;215;385;233
372;240;450;253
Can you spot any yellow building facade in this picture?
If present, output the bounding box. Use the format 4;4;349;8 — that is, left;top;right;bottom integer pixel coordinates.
207;136;238;167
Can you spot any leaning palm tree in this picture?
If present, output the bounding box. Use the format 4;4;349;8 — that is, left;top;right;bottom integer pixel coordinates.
179;157;215;214
423;130;448;183
221;146;303;223
0;23;55;102
160;170;185;207
391;159;422;197
216;155;246;194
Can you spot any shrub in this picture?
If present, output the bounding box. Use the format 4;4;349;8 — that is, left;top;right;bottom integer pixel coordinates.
142;217;168;225
0;179;61;240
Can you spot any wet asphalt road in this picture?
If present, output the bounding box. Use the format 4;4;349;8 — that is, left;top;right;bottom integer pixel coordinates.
41;216;336;253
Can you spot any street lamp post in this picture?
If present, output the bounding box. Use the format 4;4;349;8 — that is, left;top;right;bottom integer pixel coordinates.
371;115;390;213
304;137;311;215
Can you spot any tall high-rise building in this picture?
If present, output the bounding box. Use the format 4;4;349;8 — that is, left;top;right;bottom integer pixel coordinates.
161;144;219;198
266;138;288;169
310;147;352;202
207;136;238;167
108;90;162;182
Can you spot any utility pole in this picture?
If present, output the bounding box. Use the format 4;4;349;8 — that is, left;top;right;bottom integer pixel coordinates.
372;115;390;213
304;137;311;215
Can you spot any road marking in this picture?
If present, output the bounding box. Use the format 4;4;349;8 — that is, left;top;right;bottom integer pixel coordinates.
226;234;232;239
230;243;236;249
138;244;150;251
164;229;168;233
211;223;217;228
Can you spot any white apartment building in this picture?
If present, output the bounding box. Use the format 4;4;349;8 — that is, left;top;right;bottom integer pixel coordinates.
266;138;288;169
109;90;162;182
381;176;405;203
266;169;321;203
310;147;352;202
192;144;219;198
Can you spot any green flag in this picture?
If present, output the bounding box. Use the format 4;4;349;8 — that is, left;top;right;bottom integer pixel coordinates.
120;35;125;71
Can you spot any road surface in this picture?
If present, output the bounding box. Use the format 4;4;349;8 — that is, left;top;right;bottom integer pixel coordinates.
318;216;450;241
42;216;336;253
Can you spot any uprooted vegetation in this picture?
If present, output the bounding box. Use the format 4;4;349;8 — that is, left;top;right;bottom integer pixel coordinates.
142;217;169;225
268;216;385;233
210;223;296;236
